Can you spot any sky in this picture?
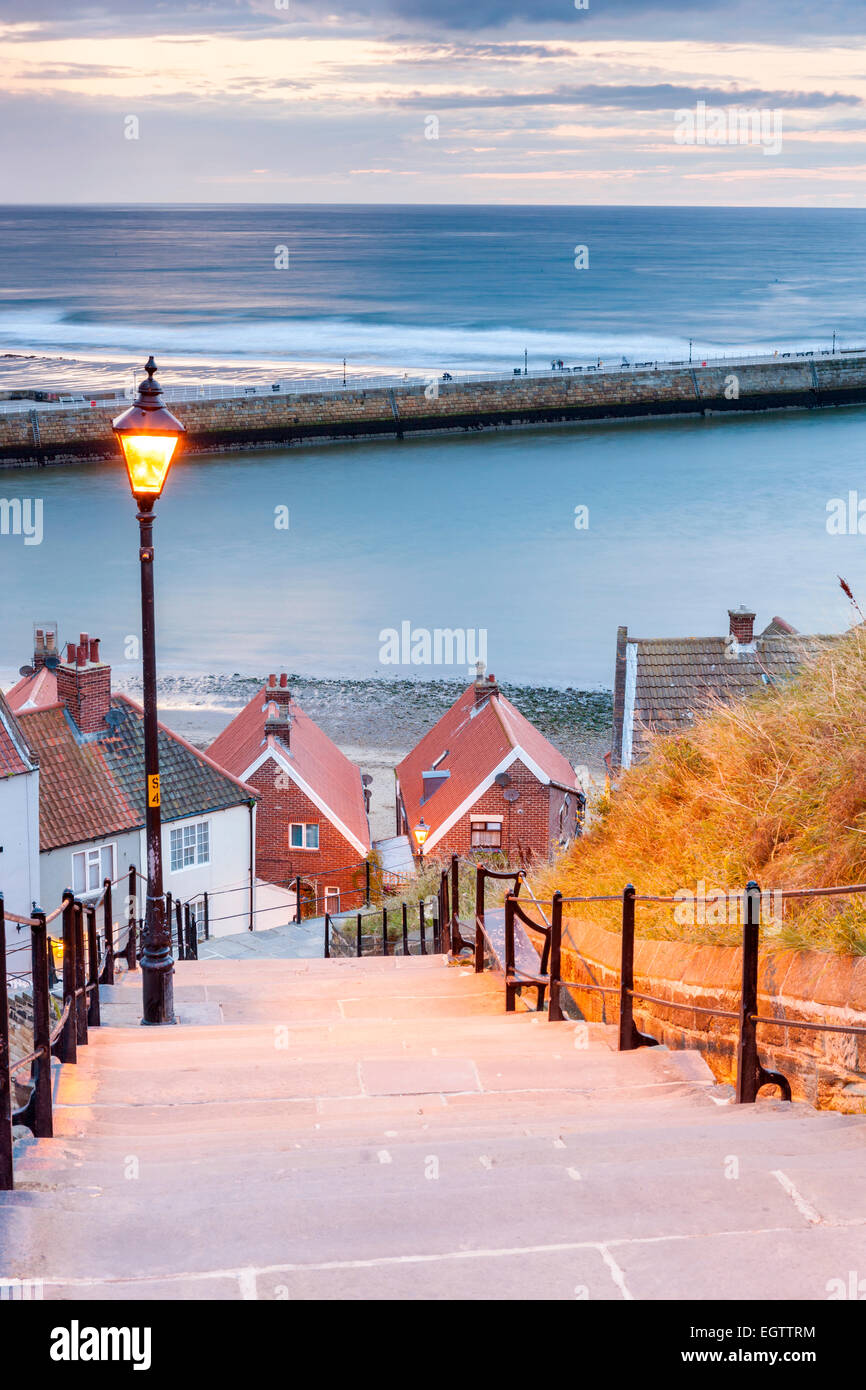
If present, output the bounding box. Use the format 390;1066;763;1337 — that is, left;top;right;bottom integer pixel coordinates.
0;1;865;204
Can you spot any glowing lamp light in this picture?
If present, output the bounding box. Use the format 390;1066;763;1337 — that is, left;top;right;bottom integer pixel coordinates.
112;356;185;502
413;818;430;850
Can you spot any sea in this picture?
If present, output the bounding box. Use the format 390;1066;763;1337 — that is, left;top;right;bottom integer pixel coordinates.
1;204;865;774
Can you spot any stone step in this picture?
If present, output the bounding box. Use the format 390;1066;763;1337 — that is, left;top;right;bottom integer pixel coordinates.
6;951;866;1303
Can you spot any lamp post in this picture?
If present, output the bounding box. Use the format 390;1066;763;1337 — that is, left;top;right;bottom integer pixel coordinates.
112;357;186;1026
413;818;429;864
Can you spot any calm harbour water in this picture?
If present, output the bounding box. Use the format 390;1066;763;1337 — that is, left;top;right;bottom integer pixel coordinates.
0;205;864;733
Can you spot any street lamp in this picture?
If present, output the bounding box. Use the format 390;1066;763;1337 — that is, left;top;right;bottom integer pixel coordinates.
413;818;430;862
112;357;185;1026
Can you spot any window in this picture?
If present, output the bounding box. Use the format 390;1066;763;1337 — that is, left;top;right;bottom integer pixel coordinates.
324;887;340;914
170;820;210;873
289;822;319;851
72;844;116;896
471;820;502;849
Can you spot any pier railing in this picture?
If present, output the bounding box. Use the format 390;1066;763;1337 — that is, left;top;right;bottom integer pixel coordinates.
4;343;865;415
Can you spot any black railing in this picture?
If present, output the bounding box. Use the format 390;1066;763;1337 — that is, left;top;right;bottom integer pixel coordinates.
0;867;149;1191
472;875;866;1106
324;898;442;958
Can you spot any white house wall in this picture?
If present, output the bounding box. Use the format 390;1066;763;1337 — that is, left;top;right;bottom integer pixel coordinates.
39;828;140;924
0;766;40;949
153;802;255;941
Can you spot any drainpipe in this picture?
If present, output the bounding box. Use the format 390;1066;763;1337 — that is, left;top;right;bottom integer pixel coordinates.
248;798;255;932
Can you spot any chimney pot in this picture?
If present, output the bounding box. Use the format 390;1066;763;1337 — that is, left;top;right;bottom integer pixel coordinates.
268;673;276;687
279;673;288;688
66;643;76;664
89;638;100;663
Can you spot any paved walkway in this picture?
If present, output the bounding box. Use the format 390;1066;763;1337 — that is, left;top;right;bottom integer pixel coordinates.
3;955;866;1301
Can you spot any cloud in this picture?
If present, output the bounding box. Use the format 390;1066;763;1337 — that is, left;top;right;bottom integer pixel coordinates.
392;84;863;111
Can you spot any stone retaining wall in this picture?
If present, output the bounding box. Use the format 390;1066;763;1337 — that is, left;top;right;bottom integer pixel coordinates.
2;355;865;466
553;918;866;1112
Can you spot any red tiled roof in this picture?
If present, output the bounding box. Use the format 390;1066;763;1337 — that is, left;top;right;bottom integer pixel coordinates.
208;688;371;853
18;705;139;851
396;682;579;847
0;690;37;778
7;666;58;714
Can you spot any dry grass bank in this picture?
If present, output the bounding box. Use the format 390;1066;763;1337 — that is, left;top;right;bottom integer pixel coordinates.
540;624;866;953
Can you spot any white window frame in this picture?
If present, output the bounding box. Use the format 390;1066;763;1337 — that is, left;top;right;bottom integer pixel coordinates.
470;816;503;849
169;819;211;874
72;843;116;898
289;822;320;851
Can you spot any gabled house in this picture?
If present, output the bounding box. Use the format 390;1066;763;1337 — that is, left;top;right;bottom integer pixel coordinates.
396;667;584;863
0;689;40;924
208;674;372;917
7;628;259;936
611;606;839;770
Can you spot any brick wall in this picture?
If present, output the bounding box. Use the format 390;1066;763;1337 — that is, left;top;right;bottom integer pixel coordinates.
2;355;865;466
550;918;866;1111
425;758;574;864
250;757;367;915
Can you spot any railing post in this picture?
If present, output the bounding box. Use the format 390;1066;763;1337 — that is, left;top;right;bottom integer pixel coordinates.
324;912;331;959
126;867;138;972
174;897;184;961
736;881;762;1104
102;879;114;986
618;884;638;1050
203;890;210;941
504;893;517;1012
295;875;302;924
86;906;101;1028
356;912;362;958
548;891;564;1022
450;854;459;954
73;901;88;1047
0;895;14;1190
474;866;485;973
382;907;388;957
419;900;427;955
56;891;77;1064
365;859;371;908
402;902;409;955
184;903;197;961
29;910;53;1138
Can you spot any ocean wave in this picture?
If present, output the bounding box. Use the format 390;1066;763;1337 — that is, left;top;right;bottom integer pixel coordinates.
0;306;797;375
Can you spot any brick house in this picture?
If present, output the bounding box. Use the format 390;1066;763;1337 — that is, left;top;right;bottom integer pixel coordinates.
6;628;259;935
395;668;584;864
611;605;839;770
208;674;372;917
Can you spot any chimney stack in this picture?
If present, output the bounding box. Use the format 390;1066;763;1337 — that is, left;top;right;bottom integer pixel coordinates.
264;679;292;744
32;622;59;671
474;661;499;705
56;631;111;734
728;606;756;645
266;671;293;709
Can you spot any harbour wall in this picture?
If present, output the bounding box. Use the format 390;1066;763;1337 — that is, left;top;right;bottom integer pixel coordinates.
2;355;866;466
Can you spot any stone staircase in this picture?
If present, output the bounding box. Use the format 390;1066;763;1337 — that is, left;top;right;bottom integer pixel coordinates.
2;954;866;1301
